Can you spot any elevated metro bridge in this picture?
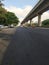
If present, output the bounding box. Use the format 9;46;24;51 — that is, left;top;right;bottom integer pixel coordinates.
21;0;49;26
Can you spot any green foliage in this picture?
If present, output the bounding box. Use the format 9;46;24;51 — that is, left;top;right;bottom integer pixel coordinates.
0;6;19;26
0;0;19;26
0;7;7;14
42;19;49;25
0;14;7;25
42;19;49;27
0;6;7;25
5;12;19;25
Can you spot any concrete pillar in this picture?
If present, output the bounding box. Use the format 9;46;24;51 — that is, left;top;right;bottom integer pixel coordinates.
38;14;41;26
30;19;32;26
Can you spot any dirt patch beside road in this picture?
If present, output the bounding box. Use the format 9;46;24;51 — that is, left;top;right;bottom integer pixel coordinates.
0;28;16;64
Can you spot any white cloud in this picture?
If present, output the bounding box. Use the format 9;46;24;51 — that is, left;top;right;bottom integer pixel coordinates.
5;6;32;22
5;6;49;25
42;12;49;21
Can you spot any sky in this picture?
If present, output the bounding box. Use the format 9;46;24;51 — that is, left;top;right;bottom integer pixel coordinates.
3;0;49;24
3;0;39;8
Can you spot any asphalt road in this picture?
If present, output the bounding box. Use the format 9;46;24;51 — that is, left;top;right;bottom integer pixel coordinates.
1;27;49;65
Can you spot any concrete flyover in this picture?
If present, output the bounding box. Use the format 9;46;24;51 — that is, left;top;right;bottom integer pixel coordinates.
21;0;49;26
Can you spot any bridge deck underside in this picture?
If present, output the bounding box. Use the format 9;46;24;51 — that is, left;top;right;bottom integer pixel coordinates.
22;0;49;24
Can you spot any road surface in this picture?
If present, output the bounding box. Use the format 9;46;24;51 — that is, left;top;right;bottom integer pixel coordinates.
1;27;49;65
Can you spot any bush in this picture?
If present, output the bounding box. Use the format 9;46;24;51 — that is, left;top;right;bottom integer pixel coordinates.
42;19;49;27
0;14;7;25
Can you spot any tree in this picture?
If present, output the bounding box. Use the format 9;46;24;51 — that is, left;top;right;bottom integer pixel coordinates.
0;2;7;25
0;7;19;26
42;19;49;27
0;0;19;26
0;14;7;25
0;0;6;14
0;6;7;14
5;12;19;25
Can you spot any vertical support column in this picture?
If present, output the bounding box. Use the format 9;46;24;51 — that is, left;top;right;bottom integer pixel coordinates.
38;14;41;26
30;19;32;26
